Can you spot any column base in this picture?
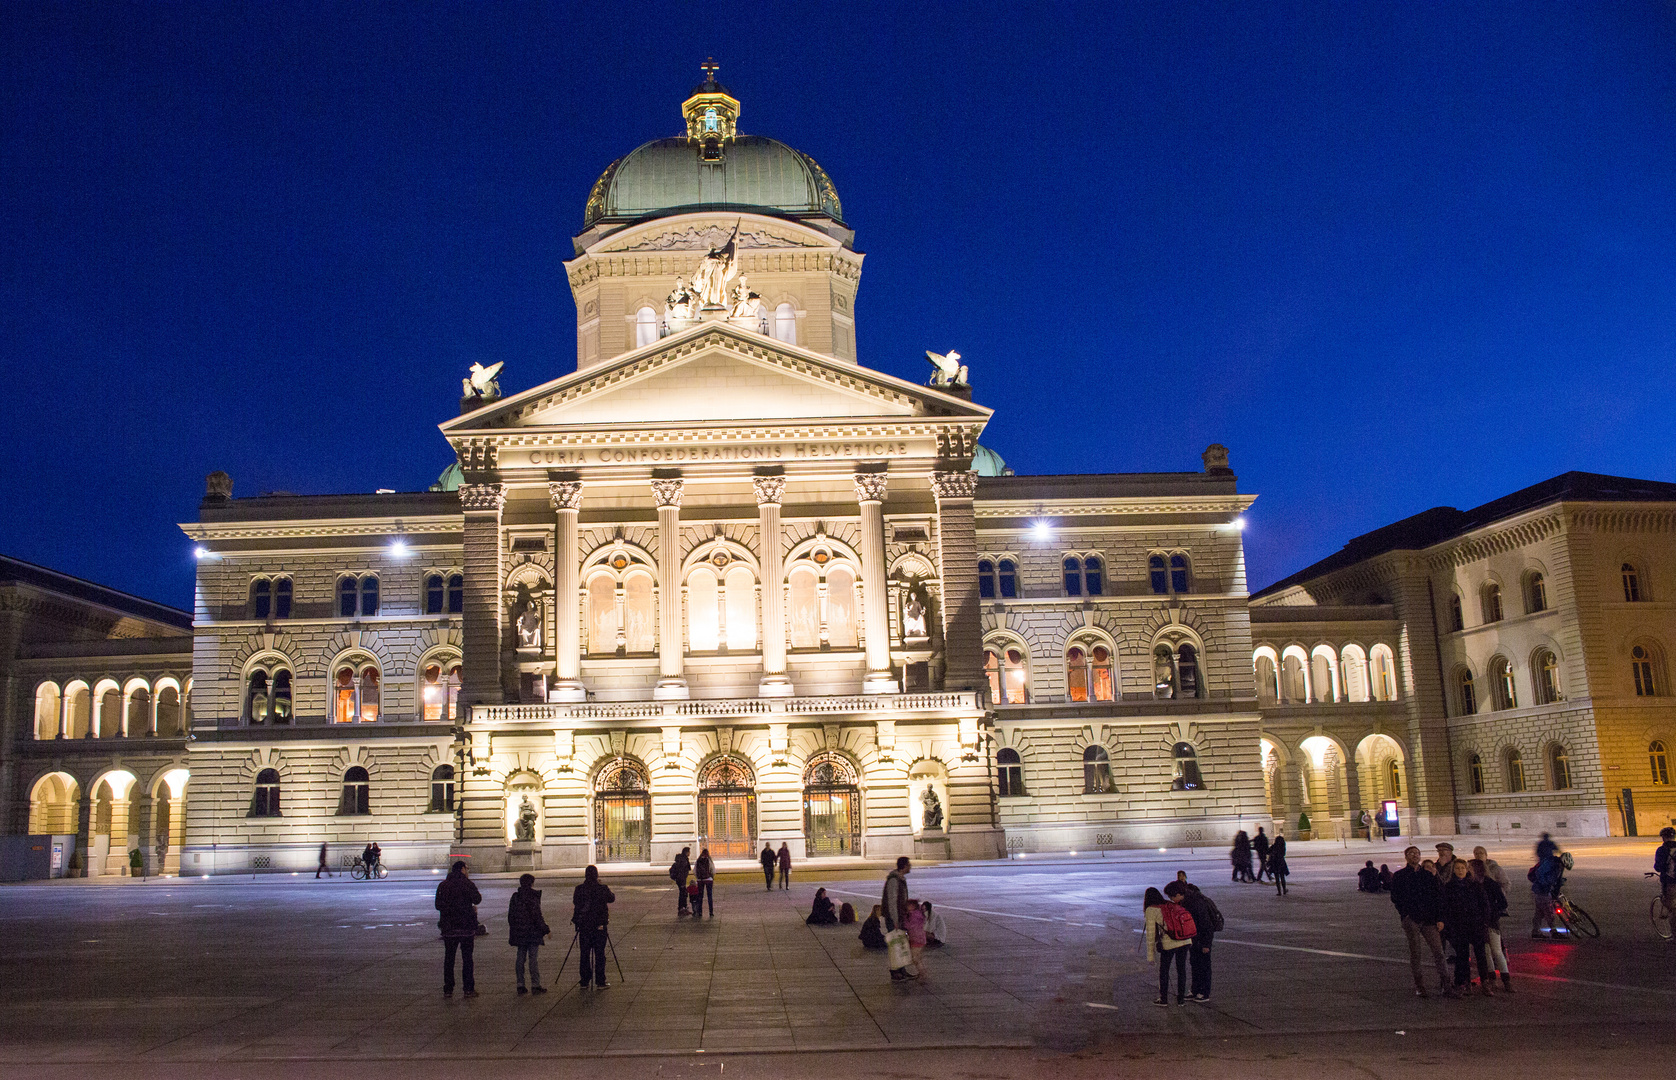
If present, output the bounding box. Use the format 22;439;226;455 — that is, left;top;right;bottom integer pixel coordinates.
758;673;795;698
653;677;690;701
549;679;587;703
863;671;900;695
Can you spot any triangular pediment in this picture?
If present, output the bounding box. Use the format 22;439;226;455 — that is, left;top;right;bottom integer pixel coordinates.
442;322;989;435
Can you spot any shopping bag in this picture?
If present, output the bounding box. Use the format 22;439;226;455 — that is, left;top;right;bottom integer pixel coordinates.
885;929;912;969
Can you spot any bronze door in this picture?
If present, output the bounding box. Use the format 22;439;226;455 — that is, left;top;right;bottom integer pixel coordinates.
804;787;860;857
697;791;755;859
594;793;650;862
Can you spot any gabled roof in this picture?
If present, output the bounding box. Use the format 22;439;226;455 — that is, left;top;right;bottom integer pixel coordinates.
0;554;192;632
1255;471;1676;598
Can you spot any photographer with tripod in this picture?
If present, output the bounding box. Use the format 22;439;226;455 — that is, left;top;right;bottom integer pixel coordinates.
571;865;616;990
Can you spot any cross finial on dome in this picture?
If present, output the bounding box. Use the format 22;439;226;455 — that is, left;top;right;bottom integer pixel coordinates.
701;58;719;82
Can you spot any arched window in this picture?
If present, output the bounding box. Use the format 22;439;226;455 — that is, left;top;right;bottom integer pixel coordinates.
586;573;619;655
125;685;151;735
447;573;464;614
634;305;659;348
1623;562;1642;602
978;559;997;599
1310;650;1336;703
425;573;445;614
338;766;370;815
338;576;357;617
1449;593;1464;632
1066;642;1115;702
1525;572;1547;613
1633;644;1660;696
1490;657;1517;710
1455;667;1477;716
1170;553;1191;594
1172;743;1204;790
1083;745;1113;794
430;764;456;812
1468;753;1485;794
1155;639;1203;699
250;768;281;817
997;559;1018;599
250;578;271;619
334;659;380;723
1504;748;1526;793
985;644;1029;704
1548;745;1571;790
1149;554;1168;594
1651;741;1671;786
687;568;719;651
1280;651;1307;702
1387;758;1402;796
725;565;756;651
1482;583;1503;623
245;664;292;725
774;302;796;344
421;659;462;722
788;566;819;647
1254;653;1279;703
1063;557;1083;597
360;575;378;616
1062;556;1104;597
826;566;858;647
1370;645;1397;701
996;747;1025;796
1533;649;1560;704
34;682;60;740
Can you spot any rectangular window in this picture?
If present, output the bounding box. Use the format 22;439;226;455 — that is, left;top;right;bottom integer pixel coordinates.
360;577;379;617
339;578;358;618
274;579;291;619
1085;563;1103;596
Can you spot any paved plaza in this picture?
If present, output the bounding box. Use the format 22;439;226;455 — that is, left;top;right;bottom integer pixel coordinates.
2;837;1673;1078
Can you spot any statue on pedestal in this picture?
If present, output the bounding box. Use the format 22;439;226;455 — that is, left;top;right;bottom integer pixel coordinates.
462;361;504;400
903;594;928;639
926;350;968;387
666;277;697;323
515;796;538;842
691;224;740;307
728;275;761;319
920;785;944;830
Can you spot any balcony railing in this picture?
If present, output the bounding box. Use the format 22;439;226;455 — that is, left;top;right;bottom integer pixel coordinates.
471;691;981;725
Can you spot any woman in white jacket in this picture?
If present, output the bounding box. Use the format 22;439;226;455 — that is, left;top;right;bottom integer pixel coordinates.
1144;886;1193;1006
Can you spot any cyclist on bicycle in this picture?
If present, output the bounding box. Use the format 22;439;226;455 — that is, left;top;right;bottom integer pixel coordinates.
1528;832;1565;939
1655;827;1676;912
362;841;382;877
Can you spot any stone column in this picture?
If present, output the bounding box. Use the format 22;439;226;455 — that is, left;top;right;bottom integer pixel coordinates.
651;478;688;700
74;792;92;877
855;471;897;694
460;482;507;706
933;471;982;692
133;792;153;877
104;797;131;876
548;480;586;702
755;475;792;697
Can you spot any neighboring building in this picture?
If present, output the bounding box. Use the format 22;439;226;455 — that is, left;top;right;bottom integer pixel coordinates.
0;555;193;875
154;70;1266;874
1252;472;1676;840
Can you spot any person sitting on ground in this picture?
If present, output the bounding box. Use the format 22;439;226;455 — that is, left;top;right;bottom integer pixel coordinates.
923;900;947;947
1358;860;1382;892
1378;864;1394;892
859;904;887;949
838;901;856;925
806;887;838;925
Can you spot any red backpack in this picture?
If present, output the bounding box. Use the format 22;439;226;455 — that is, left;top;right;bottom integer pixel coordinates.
1161;901;1197;941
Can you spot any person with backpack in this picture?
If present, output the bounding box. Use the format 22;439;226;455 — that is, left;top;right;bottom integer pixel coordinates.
1171;879;1222;1002
1269;832;1290;895
669;846;691;917
507;873;551;994
1144;886;1194;1006
1529;834;1565;938
571;864;615;990
692;848;714;917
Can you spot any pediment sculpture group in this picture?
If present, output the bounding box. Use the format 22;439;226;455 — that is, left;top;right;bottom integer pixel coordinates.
666;226;762;324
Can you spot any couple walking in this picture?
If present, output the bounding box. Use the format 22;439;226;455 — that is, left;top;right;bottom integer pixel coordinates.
760;841;791;889
670;847;715;917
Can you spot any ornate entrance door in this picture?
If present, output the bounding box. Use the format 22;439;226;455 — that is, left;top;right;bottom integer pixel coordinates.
697;756;756;858
592;759;650;862
803;752;861;857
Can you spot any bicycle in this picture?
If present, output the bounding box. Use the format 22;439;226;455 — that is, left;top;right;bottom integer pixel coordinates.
350;857;387;880
1648;873;1673;940
1553;882;1599;939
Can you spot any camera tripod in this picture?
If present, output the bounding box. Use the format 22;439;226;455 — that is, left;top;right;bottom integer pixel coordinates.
557;925;624;983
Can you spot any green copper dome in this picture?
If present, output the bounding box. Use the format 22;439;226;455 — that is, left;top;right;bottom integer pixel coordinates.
585;135;843;229
973;444;1009;477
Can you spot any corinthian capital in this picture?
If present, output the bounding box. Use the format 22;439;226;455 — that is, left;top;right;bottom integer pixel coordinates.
459;482;506;513
650;478;685;508
852;472;888;504
548;481;584;512
930;471;978;500
752;475;786;506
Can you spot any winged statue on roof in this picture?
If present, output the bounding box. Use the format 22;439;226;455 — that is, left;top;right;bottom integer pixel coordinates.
462;361;504;400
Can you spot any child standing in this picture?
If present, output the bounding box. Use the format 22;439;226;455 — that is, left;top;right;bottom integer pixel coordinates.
904;899;928;976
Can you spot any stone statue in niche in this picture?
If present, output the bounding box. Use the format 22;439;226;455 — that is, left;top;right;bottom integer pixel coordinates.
514;588;543;649
903;593;928;639
920;785;944;830
666;276;697;322
691;224;739;307
515;795;538;842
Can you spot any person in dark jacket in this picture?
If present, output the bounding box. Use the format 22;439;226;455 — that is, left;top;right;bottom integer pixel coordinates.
693;849;715;917
1170;880;1219;1001
670;847;691;916
572;864;616;989
1252;827;1272;882
777;842;792;890
1358;860;1382;892
760;843;776;890
1377;864;1394;892
859;904;887;949
1231;831;1255;883
1269;833;1289;895
435;861;483;997
1442;857;1494;996
1390;845;1448;997
1530;833;1565;938
806;887;838;925
1472;858;1513;992
507;874;551;994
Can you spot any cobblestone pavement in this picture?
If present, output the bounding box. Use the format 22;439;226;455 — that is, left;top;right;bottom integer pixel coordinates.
2;837;1672;1077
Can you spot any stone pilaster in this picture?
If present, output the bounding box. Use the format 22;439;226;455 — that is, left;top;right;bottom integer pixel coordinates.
651;478;688;700
548;480;586;702
754;475;791;697
933;471;982;692
460;482;507;707
855;471;896;694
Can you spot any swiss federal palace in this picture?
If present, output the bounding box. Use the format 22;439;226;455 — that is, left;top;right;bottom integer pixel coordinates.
6;74;1676;877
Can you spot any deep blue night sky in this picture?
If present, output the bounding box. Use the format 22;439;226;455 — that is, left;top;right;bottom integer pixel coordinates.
3;2;1674;610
